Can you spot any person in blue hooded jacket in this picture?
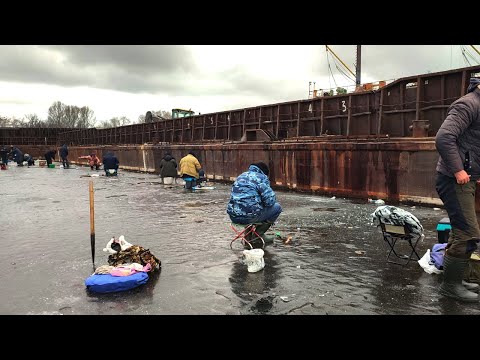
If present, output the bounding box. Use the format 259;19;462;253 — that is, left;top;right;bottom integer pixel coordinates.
227;162;282;248
59;144;69;169
102;151;119;176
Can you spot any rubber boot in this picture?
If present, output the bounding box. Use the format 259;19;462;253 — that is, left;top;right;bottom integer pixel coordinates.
243;225;255;250
462;280;479;293
440;255;478;302
249;222;274;248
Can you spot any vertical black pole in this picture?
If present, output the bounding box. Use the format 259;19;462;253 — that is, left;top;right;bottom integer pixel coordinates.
356;45;362;88
89;181;95;268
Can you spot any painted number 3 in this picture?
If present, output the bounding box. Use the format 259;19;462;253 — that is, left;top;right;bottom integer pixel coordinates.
342;101;347;113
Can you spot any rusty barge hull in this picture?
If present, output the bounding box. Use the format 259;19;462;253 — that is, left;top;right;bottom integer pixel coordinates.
64;140;480;210
18;138;446;207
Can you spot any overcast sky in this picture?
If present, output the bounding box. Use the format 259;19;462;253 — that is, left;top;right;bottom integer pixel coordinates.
1;45;479;125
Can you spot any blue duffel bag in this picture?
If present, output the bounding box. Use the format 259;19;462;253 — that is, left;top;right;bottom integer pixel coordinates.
85;272;149;293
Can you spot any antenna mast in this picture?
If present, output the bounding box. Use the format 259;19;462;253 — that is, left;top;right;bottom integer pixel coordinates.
470;45;480;57
355;45;362;90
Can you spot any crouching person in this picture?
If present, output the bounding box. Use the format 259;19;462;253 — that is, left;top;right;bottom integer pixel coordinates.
10;146;24;166
159;152;177;184
79;153;101;170
226;162;282;249
44;149;56;166
103;152;119;176
179;150;201;189
23;153;35;166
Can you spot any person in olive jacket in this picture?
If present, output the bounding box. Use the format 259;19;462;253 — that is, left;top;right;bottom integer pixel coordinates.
435;77;480;302
159;152;177;185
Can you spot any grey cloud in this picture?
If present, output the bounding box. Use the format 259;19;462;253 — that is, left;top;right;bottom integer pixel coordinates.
0;46;93;87
183;64;302;99
0;45;311;100
45;45;196;74
0;45;475;102
0;45;199;93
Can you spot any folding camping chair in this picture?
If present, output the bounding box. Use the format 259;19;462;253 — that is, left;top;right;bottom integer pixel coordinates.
379;222;423;266
230;223;265;250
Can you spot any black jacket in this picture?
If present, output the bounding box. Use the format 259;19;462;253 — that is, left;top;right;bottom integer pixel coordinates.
44;150;56;161
159;154;177;178
11;147;23;162
0;147;8;163
103;153;119;170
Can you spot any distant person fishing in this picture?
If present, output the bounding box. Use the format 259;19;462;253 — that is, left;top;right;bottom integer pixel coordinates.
102;152;119;176
44;149;56;166
179;150;202;189
159;152;177;185
79;153;101;170
0;146;9;170
10;146;24;166
59;144;69;169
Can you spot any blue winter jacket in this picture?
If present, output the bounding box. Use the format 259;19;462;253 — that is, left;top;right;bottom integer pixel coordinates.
226;165;277;221
59;144;68;158
103;153;119;170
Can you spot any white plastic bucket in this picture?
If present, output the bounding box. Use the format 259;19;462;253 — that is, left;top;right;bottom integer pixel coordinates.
242;249;265;273
163;177;174;185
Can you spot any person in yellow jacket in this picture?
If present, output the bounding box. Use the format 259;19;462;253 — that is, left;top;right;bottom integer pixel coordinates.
179;151;202;189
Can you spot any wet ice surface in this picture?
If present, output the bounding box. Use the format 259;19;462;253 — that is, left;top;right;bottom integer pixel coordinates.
1;163;480;315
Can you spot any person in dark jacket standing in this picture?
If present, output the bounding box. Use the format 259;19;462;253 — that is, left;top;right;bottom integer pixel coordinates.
435;77;480;302
44;149;56;166
227;162;282;248
59;144;69;169
0;146;9;170
103;152;119;176
159;152;177;185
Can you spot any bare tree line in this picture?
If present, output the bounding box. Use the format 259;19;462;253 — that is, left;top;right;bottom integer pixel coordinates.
0;102;173;129
0;101;96;128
